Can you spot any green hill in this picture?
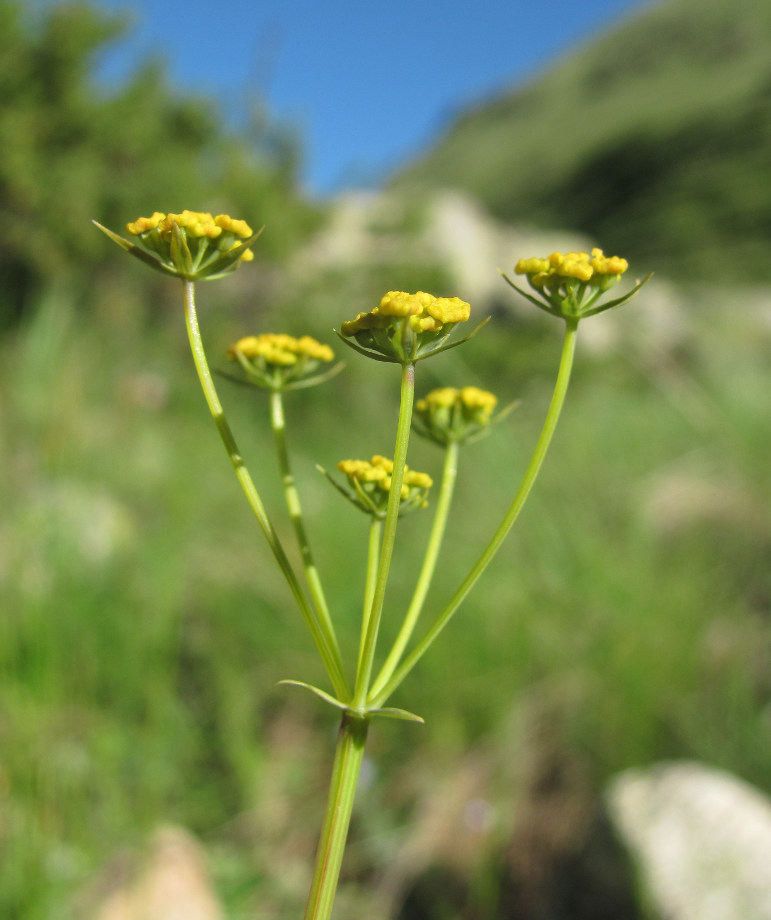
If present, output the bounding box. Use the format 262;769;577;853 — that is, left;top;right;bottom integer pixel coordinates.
394;0;771;280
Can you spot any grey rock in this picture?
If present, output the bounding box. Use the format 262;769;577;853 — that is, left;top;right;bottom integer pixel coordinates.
608;762;771;920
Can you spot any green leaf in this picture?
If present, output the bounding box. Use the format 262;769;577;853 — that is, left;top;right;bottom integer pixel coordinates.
196;227;264;280
369;706;425;723
416;315;491;361
333;330;400;363
499;271;557;315
284;360;345;390
92;221;179;277
581;272;654;317
278;679;349;710
170;222;193;277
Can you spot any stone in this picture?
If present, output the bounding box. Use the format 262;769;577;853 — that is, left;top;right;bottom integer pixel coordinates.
608;761;771;920
84;826;224;920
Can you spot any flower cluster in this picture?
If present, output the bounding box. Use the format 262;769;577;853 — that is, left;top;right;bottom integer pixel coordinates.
340;290;472;363
515;249;627;288
328;455;433;517
127;211;254;255
413;386;499;446
93;210;260;281
227;333;338;391
505;248;647;320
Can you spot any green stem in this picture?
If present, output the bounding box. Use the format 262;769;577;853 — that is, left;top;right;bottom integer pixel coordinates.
269;389;344;672
369;439;459;701
303;712;370;920
352;362;415;710
182;280;350;701
357;516;383;668
369;319;579;708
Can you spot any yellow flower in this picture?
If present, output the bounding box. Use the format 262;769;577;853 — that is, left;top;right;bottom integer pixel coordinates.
227;333;337;391
331;454;433;516
94;210;260;280
340;290;472;363
516;248;628;288
414;386;500;446
506;247;647;320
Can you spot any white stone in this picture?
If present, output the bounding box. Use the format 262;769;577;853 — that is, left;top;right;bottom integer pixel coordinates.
608;762;771;920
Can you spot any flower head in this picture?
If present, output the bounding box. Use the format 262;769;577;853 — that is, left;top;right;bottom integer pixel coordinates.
226;333;339;390
413;386;504;446
339;290;477;364
503;248;650;321
93;210;261;281
324;454;433;517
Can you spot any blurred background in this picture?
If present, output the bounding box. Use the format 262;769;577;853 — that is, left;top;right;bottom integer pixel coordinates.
2;0;771;917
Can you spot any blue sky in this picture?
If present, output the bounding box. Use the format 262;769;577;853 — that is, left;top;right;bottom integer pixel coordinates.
64;0;651;196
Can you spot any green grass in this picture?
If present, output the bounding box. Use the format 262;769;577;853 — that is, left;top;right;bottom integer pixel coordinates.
2;277;770;918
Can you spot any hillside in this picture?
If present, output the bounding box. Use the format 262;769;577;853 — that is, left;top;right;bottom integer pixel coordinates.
394;0;771;280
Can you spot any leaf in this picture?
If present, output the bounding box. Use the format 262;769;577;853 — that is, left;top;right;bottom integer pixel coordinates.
92;221;179;277
170;222;193;276
581;272;654;317
285;361;345;390
499;271;556;315
333;330;399;364
416;315;491;361
369;706;425;723
277;679;348;710
197;227;264;280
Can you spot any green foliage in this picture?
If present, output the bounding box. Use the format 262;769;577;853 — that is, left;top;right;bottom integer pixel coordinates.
0;0;320;327
394;0;771;280
2;280;771;917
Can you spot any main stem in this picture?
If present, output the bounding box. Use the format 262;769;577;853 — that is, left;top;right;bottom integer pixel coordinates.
370;319;579;708
304;362;414;920
181;280;349;701
303;712;370;920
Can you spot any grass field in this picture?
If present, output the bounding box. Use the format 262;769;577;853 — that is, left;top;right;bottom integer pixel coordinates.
2;273;770;918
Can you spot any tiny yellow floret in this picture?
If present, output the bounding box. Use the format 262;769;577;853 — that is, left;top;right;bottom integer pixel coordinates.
126;210;253;245
427;296;471;324
228;333;334;367
164;210;221;238
515;257;550;275
417;387;459;411
516;249;628;285
126;212;166;235
379;291;433;317
337;455;433;504
460;386;497;416
340;290;472;362
215;214;253;238
414;385;499;445
228;241;254;262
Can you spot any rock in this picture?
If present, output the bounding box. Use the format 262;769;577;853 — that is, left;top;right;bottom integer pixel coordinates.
293;188;588;310
607;762;771;920
82;826;224;920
